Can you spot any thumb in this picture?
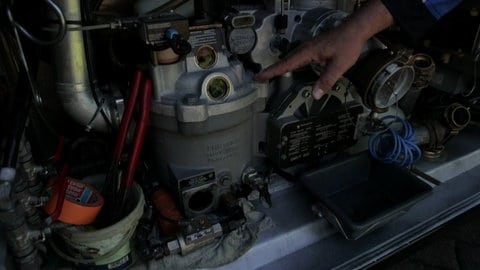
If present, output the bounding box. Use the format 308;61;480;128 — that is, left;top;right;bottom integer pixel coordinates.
312;60;344;99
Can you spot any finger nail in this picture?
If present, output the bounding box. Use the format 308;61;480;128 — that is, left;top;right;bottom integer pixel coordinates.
313;88;324;99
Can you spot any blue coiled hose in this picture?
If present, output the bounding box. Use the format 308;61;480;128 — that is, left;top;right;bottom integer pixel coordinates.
368;116;422;167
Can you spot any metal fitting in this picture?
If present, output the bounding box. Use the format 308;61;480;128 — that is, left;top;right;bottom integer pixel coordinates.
444;103;471;130
411;54;435;90
302;89;311;98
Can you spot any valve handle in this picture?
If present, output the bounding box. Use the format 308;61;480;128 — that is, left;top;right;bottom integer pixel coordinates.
166;28;192;56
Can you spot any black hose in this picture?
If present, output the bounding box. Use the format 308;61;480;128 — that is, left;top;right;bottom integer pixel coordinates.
2;70;31;168
9;0;67;46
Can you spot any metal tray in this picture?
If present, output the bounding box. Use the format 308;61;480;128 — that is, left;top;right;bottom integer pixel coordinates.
301;153;433;240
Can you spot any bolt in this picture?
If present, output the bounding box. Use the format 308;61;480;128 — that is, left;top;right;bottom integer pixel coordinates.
302;89;311;98
333;84;341;92
34;94;43;106
219;175;231;185
183;94;199;105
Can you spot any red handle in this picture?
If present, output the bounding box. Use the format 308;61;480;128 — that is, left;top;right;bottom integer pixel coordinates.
121;78;152;189
112;70;144;163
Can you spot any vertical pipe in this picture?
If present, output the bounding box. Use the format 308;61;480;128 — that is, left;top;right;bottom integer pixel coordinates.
1;72;30;166
0;70;40;269
53;0;112;132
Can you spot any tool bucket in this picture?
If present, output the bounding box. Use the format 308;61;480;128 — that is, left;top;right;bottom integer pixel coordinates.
51;183;144;269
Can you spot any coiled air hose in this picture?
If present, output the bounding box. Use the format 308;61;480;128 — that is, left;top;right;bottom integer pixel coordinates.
368;116;422;167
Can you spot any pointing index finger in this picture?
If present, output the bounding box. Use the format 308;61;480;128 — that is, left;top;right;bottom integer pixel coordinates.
254;42;315;81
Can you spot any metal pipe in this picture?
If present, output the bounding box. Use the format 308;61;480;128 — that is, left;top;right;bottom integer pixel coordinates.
0;70;31;219
412;124;431;146
17;135;43;196
3;209;40;270
445;103;471;130
13;171;41;227
1;71;31;174
0;33;40;270
53;0;113;132
411;53;435;90
0;175;40;270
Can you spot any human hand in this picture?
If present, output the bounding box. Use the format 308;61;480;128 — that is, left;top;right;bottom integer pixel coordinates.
255;28;366;99
254;0;394;100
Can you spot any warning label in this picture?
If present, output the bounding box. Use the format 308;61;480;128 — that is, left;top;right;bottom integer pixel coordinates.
188;28;224;51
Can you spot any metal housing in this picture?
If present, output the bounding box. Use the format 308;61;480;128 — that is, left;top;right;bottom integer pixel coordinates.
149;25;268;215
